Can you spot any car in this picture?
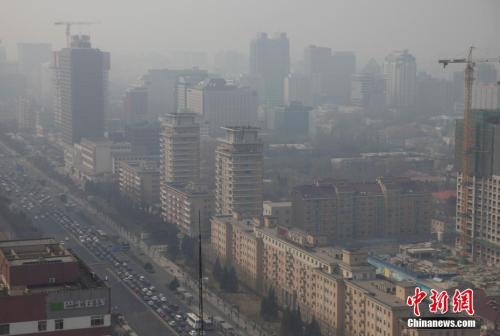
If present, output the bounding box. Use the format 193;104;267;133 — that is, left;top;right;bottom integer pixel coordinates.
168;320;176;327
152;296;159;301
147;301;154;306
161;296;167;302
175;314;183;321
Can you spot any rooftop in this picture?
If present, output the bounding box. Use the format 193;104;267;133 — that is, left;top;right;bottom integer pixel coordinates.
0;238;75;266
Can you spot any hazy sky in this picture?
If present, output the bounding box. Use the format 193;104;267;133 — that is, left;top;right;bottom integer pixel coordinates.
1;0;499;75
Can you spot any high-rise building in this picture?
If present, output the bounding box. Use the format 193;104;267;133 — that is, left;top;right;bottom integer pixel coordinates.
249;32;290;106
142;68;207;118
160;113;200;185
331;51;356;104
123;86;150;124
215;126;263;218
17;43;52;102
283;73;313;106
185;78;258;136
118;158;161;207
455;109;500;264
351;60;386;113
53;35;110;145
472;83;500;110
383;50;417;114
0;238;112;336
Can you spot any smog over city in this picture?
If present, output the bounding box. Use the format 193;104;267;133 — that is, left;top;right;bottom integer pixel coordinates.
0;1;499;336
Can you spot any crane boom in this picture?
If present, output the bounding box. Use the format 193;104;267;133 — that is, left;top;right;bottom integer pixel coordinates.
54;21;99;47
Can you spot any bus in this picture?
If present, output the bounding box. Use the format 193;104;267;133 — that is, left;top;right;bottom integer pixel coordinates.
186;313;202;330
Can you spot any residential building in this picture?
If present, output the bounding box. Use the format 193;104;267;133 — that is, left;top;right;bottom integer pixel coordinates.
211;218;478;336
16;97;38;133
118;159;161;207
249;32;290;106
291;177;432;241
215;126;263;218
263;201;292;227
455;109;500;264
383;50;417;115
161;183;214;237
53;35;110;145
0;238;111;336
160;113;200;185
185;78;258;136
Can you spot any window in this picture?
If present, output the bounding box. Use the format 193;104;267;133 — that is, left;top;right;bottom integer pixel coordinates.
48;277;56;284
91;315;105;327
38;320;47;331
0;324;9;335
55;319;64;330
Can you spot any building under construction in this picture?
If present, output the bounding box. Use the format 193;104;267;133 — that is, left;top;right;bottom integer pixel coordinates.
455;109;500;264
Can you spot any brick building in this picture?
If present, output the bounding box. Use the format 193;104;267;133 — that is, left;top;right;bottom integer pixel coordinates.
0;238;111;336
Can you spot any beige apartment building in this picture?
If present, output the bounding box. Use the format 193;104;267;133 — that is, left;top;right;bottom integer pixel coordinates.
215;126;263;219
161;182;214;237
160;113;200;185
291;177;432;241
211;216;478;336
118;159;160;207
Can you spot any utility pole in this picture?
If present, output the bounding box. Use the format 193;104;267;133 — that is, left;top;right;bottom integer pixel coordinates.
198;210;204;336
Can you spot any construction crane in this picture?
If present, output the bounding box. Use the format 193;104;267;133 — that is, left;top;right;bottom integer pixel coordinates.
54;21;99;47
439;47;500;260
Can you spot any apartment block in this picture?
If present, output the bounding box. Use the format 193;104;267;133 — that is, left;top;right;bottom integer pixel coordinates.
118;159;160;207
210;218;478;336
161;183;214;238
215;127;263;218
291;177;432;242
160;113;200;185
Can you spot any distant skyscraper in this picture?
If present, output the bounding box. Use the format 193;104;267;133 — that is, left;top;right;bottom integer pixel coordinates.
383;50;417;113
331;51;356;104
284;73;313;106
53;35;110;145
351;59;386;113
215;126;263;218
185;78;258;136
249;32;290;106
123;86;150;124
142;68;207;118
17;43;52;101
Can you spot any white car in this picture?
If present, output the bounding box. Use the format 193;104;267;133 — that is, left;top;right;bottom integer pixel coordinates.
147;300;154;306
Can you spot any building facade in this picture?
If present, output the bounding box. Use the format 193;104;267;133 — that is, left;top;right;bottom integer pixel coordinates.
215;126;263;218
383;50;417;114
249;32;290;106
118;159;160;207
160;113;200;185
0;238;111;336
161;183;214;237
53;35;110;145
185;78;258;136
455;109;500;265
291;178;432;241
